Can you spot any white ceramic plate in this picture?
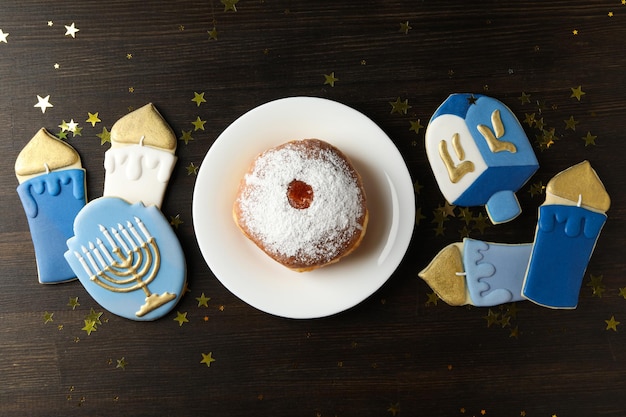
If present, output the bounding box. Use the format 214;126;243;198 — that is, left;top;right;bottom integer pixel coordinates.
192;97;415;318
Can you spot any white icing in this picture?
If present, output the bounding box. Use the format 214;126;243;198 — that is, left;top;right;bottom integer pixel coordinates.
237;142;364;265
103;144;177;208
425;115;487;203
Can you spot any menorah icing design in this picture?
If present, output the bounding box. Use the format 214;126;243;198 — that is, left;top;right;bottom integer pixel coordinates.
65;197;186;321
425;93;539;224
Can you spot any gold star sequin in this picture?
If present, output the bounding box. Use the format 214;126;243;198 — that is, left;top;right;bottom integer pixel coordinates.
605;315;620;331
221;0;239;11
415;207;426;226
528;181;546;197
409;119;424;134
116;357;127;370
97;127;111;145
388;402;401;416
43;311;54;323
323;72;339;87
572;29;579;35
34;95;53;113
519;92;531;104
587;274;605;297
389;97;411;115
413;180;424;195
186;162;199;176
207;27;218;40
570;85;586;101
582;131;597;146
82;320;97;335
174;311;189;326
192;92;206;106
67;297;80;310
425;292;439;306
564;115;579;131
509;325;520;338
86;308;103;325
192;116;207;131
201;352;216;367
126;53;132;59
523;113;536;127
86;112;101;127
196;292;211;307
472;212;489;234
170;214;184;229
399;21;412;34
483;309;500;327
179;130;194;145
618;287;626;299
53;63;60;69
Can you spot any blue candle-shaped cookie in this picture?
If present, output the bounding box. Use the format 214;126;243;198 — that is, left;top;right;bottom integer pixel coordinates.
15;128;87;284
425;94;539;224
419;238;532;307
522;161;610;309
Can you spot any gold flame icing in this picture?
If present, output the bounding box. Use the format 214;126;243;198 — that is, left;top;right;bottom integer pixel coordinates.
418;243;469;306
15;128;82;183
545;160;610;213
110;103;177;153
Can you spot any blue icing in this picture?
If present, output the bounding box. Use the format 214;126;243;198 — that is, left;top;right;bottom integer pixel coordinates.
463;238;532;307
485;190;521;224
465;96;538;168
65;197;186;321
430;93;486;121
16;169;86;284
522;205;607;309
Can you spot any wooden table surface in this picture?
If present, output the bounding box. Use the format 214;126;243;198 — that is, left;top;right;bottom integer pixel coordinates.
1;1;625;416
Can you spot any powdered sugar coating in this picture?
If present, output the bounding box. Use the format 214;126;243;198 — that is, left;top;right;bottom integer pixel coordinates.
234;139;367;270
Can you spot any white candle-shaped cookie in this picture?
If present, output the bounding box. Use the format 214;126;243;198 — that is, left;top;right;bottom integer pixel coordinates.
15;128;87;284
522;161;610;309
103;103;177;208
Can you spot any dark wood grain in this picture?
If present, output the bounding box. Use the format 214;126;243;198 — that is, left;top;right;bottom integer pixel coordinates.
1;1;625;416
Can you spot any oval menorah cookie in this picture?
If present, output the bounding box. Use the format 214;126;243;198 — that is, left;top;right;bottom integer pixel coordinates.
65;197;186;321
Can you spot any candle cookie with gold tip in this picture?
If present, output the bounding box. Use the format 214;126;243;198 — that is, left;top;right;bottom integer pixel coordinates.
425;94;539;224
15;128;87;284
103;103;177;208
419;238;531;307
522;161;610;309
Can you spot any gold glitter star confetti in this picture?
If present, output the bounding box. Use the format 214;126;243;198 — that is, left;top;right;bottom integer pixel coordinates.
116;357;127;370
570;85;586;101
186;162;199;176
519;92;531;104
425;292;439;306
586;274;605;297
192;92;206;106
43;311;54;323
174;311;189;326
509;325;520;338
207;27;218;40
47;21;54;27
64;22;80;38
572;29;579;35
564;115;579;131
605;315;620;331
85;308;103;325
483;309;500;327
399;21;412;34
388;402;401;416
170;214;183;228
53;63;60;69
67;297;80;310
413;180;424;194
389;97;411;115
618;287;626;299
192;116;207;131
66;119;78;133
97;127;111;145
82;320;97;335
472;212;489;234
196;292;211;307
608;11;614;17
415;207;426;225
582;131;597;146
200;352;216;367
58;120;70;132
126;53;132;59
409;119;424;134
179;130;193;145
528;181;546;197
0;29;8;43
34;95;53;113
323;72;339;87
86;112;101;127
221;0;239;12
